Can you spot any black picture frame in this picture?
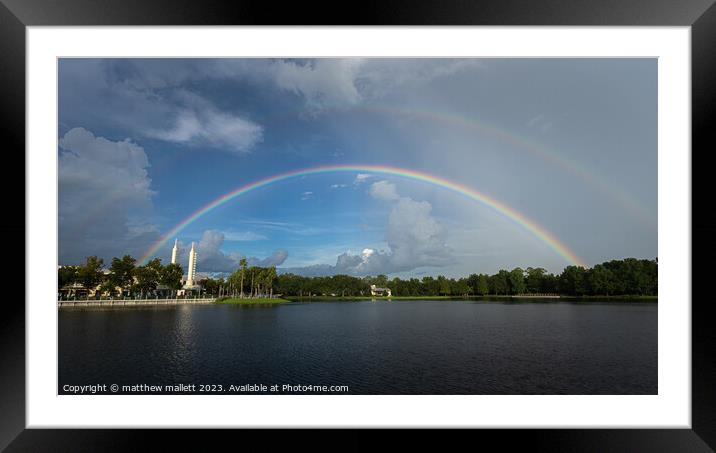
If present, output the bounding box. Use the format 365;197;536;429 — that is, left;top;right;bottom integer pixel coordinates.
3;0;714;450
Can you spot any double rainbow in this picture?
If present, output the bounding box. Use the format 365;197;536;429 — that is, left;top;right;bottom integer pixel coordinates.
140;165;587;268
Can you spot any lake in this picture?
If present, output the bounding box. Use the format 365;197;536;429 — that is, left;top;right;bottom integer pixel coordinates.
58;300;657;394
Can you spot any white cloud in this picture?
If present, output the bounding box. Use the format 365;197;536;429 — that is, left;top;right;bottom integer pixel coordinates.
368;180;400;201
300;191;314;201
270;59;365;108
285;184;454;276
353;173;373;185
355;59;484;98
222;230;268;241
94;58;483;111
174;230;288;273
58;127;159;263
144;90;263;153
330;183;348;189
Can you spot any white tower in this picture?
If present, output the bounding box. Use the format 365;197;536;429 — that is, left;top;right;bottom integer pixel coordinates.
170;238;178;265
187;242;197;286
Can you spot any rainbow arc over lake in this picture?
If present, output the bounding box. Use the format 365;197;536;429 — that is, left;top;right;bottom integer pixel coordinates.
140;165;587;267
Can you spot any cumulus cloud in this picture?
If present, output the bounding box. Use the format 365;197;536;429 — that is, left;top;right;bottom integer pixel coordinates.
174;230;288;273
60;58;485;157
60;60;263;155
251;249;290;267
144;90;263;153
368;180;400;201
90;58;482;111
58;127;159;263
353;173;373;185
269;59;364;108
284;183;454;276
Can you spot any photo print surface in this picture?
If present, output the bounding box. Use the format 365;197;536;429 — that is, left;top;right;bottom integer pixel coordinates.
57;58;657;395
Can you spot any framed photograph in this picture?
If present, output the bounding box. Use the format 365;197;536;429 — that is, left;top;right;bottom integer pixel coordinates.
5;0;715;450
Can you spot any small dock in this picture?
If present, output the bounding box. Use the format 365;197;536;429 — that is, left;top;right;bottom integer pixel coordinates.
57;298;215;308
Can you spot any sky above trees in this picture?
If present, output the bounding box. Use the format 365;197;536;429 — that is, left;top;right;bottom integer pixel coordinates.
58;58;657;277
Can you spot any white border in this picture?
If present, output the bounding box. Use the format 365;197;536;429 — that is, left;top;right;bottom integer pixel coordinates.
27;27;690;428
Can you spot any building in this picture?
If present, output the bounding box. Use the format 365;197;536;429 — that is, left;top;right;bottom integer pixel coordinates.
176;241;201;296
171;238;178;264
370;284;392;297
186;241;197;287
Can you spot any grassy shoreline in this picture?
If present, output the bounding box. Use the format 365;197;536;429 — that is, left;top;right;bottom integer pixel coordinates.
283;295;657;302
214;295;657;304
215;297;289;305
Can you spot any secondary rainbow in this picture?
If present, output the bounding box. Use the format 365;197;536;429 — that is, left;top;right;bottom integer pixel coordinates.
140;165;587;267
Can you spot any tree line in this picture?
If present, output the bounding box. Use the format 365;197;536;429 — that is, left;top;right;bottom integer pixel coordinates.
199;257;658;298
58;255;184;297
203;259;279;298
59;256;657;298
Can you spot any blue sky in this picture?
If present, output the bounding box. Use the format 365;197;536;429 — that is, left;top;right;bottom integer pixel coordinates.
58;58;657;277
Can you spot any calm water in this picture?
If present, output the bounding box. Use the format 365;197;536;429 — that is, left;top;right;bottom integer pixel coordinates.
58;300;657;394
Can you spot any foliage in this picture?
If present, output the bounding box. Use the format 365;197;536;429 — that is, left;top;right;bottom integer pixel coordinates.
109;255;137;290
58;256;658;298
214;297;287;305
132;258;162;294
271;258;657;297
160;263;184;290
58;265;79;289
77;256;104;290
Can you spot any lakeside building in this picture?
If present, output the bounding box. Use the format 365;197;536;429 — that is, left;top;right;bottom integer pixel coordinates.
178;240;201;296
171;238;178;264
58;238;203;298
370;285;392;297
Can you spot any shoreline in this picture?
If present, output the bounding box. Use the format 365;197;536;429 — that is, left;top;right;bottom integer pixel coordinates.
57;295;657;308
283;295;657;302
214;297;289;305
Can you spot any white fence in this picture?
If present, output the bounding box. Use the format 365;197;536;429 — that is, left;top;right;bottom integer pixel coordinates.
57;298;215;308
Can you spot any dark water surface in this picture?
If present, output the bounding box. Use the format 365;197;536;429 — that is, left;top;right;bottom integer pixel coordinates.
58;300;657;394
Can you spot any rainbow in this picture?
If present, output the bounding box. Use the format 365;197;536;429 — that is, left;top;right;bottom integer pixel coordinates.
140;165;587;267
256;104;654;227
358;105;655;227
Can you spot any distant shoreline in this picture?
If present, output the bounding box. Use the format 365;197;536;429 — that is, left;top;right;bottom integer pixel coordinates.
215;297;288;305
282;295;657;302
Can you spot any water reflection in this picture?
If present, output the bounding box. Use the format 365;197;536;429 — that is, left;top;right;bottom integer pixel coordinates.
59;300;658;394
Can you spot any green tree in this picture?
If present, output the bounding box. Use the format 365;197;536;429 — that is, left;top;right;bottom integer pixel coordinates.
491;270;510;295
421;276;439;295
58;265;79;290
559;266;587;296
76;256;105;293
198;277;222;296
160;263;184;295
265;266;277;297
509;267;526;295
542;273;558;293
437;275;451;296
525;267;546;293
588;264;615;296
453;278;471;297
109;255;136;294
133;258;162;296
476;274;490;295
239;258;248;297
98;280;116;297
373;274;389;288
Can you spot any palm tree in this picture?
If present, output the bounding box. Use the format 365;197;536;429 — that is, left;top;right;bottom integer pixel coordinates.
265;267;277;298
239;258;247;298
